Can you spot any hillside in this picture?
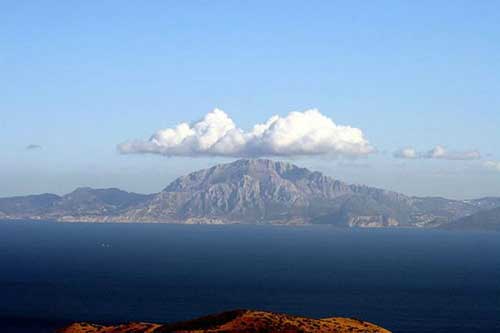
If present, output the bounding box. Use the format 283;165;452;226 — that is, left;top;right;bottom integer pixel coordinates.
0;187;151;221
58;309;391;333
441;206;500;231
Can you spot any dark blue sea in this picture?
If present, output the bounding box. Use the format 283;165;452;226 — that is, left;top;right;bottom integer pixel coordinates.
0;221;499;333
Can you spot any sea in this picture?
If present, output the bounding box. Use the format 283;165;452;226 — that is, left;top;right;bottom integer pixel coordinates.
0;221;499;333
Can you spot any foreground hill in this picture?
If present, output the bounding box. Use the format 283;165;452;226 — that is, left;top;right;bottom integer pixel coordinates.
1;159;499;228
58;309;391;333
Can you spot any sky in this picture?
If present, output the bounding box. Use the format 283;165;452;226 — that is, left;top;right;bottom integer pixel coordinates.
1;1;500;199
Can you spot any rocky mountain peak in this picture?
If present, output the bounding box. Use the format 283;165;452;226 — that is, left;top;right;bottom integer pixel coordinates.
163;159;313;193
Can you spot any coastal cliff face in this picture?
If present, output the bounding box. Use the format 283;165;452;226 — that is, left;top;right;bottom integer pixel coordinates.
58;309;391;333
1;159;499;228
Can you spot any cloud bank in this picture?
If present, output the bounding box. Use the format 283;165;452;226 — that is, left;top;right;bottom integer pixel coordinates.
394;145;481;160
118;108;374;158
484;161;500;172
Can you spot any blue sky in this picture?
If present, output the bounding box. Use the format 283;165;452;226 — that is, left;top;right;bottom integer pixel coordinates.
1;1;500;199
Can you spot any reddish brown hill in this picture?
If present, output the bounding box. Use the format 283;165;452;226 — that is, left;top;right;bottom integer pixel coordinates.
58;309;391;333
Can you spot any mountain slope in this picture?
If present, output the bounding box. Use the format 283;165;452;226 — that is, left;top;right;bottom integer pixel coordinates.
441;206;500;231
58;309;391;333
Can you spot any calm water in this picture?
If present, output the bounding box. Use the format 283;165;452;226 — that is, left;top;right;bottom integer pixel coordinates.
0;221;499;333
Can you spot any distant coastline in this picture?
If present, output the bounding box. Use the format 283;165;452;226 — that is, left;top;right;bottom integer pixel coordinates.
1;159;499;230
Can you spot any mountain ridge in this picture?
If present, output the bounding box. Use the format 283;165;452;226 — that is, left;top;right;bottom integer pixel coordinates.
1;159;499;228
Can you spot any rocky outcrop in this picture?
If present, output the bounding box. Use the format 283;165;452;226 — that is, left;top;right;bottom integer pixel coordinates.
57;309;391;333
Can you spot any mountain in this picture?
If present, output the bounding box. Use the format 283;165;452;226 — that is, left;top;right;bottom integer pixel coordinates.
1;159;499;227
440;206;500;231
54;187;152;213
0;193;60;217
57;309;391;333
110;159;498;226
0;188;151;221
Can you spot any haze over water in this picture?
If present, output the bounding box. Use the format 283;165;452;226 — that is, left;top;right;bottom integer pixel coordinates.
1;221;499;333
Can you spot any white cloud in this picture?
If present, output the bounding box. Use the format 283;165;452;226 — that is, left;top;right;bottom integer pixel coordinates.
484;161;500;172
118;108;374;158
393;147;418;159
394;145;481;160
